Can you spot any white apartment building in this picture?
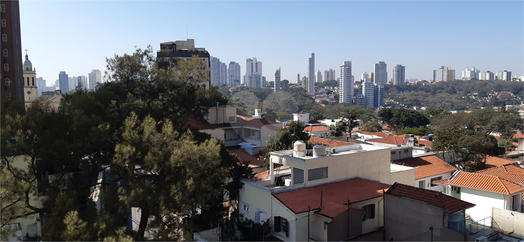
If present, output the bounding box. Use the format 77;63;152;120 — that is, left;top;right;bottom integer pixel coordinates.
360;72;371;82
324;69;336;81
496;70;512;81
362;79;375;107
246;58;262;88
339;61;352;104
228;61;241;87
210;57;221;86
274;68;281;92
308;53;315;95
392;64;405;85
77;76;88;90
374;61;387;85
461;67;479;80
433;66;455;82
479;71;494;80
316;70;322;83
88;69;101;91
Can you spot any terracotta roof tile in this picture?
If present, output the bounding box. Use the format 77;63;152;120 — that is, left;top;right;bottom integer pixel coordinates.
475;165;524;184
437;172;524;195
392;155;457;179
417;140;433;148
183;115;279;130
360;131;389;138
304;125;329;132
386;183;475;214
484;156;517;168
514;132;524;139
371;136;408;145
272;178;391;218
308;137;354;147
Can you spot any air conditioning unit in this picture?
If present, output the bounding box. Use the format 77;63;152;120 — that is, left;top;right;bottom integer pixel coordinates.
475;236;487;242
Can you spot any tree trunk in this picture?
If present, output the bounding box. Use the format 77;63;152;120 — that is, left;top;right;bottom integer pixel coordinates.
135;201;150;241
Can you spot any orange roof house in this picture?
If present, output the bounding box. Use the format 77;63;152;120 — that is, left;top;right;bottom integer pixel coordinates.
308;136;355;147
392;155;457;180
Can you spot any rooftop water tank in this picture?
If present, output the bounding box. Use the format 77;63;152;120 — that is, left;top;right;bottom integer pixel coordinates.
313;145;326;157
293;140;306;157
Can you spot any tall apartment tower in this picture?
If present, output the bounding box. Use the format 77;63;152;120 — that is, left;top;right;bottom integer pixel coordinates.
308;53;315;95
360;72;371;82
316;70;322;83
210;57;221;86
339;61;353;104
324;69;336;81
88;69;101;91
433;66;455;82
274;68;281;92
157;39;211;88
245;58;262;88
374;85;385;108
58;71;69;94
1;0;24;112
461;67;480;80
495;70;511;81
297;74;300;84
479;71;494;81
374;61;387;85
36;77;46;96
362;79;375;107
228;61;241;87
77;76;88;90
392;65;405;85
22;52;38;108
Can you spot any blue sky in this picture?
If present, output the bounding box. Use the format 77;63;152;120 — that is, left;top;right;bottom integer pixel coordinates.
20;0;523;86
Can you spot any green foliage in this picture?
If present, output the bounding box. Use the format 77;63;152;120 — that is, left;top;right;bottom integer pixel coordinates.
220;216;271;241
262;108;278;122
487;111;524;139
328;121;348;137
262;121;310;168
316;80;338;88
424;108;451;120
361;122;382;132
61;211;90;241
397;127;433;136
378;108;429;131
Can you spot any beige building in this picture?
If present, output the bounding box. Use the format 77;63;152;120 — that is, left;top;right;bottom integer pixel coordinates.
239;141;416;241
22;52;38;109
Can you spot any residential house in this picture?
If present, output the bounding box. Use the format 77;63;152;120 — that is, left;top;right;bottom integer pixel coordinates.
239;141;416;241
434;165;524;226
384;183;475;241
303;125;329;137
391;154;457;192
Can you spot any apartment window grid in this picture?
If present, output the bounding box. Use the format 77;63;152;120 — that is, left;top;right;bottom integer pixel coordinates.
4;63;8;71
308;167;328;181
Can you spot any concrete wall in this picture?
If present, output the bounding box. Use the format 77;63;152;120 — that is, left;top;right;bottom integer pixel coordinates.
260;123;281;147
270;196;299;241
384;194;464;241
389;164;416;186
492;207;524;238
238;181;272;222
207;106;236;124
352;197;384;234
461;187;504;225
327;208;364;241
201;128;223;140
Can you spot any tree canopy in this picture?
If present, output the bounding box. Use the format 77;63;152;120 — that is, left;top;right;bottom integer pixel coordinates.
378;108;429;131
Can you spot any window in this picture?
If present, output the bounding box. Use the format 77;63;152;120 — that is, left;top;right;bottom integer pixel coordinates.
241;202;250;215
2;48;6;57
5;78;10;86
430;176;442;187
32;77;34;86
2;34;6;42
308;167;328;181
4;63;8;71
362;204;375;221
293;168;304;184
452;186;460;194
1;4;5;12
5;93;11;100
26;77;29;86
1;19;6;27
512;195;519;210
418;180;425;188
228;116;236;122
274;216;289;237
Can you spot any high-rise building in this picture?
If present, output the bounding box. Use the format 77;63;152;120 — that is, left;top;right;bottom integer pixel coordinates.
228;61;241;87
78;76;88;90
1;0;24;112
58;71;69;94
374;61;387;85
495;70;511;81
360;72;371;82
316;70;322;83
297;74;300;84
461;67;479;80
374;85;385;108
479;71;494;81
362;79;375;107
302;76;308;90
220;62;227;86
245;58;262;88
274;68;281;92
392;65;405;85
88;69;101;91
210;57;221;86
339;61;353;104
308;53;315;95
22;52;37;108
36;77;46;96
157;39;211;88
324;69;336;81
68;76;78;92
433;66;455;82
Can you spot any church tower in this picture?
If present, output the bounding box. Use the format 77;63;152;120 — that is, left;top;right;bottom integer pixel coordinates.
23;50;38;108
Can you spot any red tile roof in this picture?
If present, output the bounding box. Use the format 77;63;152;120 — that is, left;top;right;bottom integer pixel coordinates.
484;156;517;168
308;136;355;147
304;125;329;133
386;183;475;214
360;131;389;138
417;140;433;148
371;136;408;145
475;165;524;184
228;148;264;168
272;178;391;218
392;155;457;179
184;115;279;130
513;132;524;139
436;171;524;195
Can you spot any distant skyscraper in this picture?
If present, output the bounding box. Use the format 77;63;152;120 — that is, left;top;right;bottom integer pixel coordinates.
360;72;371;82
68;76;78;92
220;62;227;86
1;0;24;112
22;52;37;108
36;77;46;96
58;71;69;93
302;76;308;90
308;53;315;95
362;79;374;107
374;61;387;85
495;70;511;81
374;85;385;108
316;70;322;83
274;68;281;92
461;67;479;80
78;76;88;90
392;65;405;85
297;74;300;84
339;61;353;104
433;66;455;82
88;69;101;91
246;57;262;88
324;69;336;81
479;71;494;81
210;57;221;86
228;61;241;87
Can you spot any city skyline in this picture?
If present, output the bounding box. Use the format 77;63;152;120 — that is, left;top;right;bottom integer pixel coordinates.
19;1;523;86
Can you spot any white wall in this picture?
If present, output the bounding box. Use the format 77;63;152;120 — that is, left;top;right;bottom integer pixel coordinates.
417;172;454;193
461;188;505;225
352;197;384;234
